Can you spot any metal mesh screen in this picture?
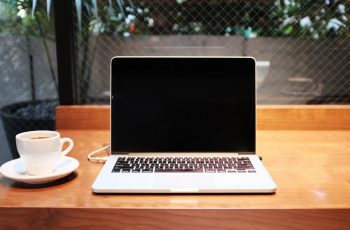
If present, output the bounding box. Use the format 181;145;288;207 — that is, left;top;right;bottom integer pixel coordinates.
0;0;57;162
74;0;350;105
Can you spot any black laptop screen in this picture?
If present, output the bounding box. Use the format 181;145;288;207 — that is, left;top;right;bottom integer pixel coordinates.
111;57;256;153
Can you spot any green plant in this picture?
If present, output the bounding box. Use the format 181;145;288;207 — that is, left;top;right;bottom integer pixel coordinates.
148;0;348;38
0;0;57;99
76;1;153;103
270;0;350;38
29;0;153;103
89;1;153;36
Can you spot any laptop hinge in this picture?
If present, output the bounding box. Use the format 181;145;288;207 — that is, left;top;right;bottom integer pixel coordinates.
113;152;255;155
238;152;255;155
114;152;129;155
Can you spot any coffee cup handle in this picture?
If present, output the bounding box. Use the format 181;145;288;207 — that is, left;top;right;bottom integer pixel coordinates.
60;138;74;156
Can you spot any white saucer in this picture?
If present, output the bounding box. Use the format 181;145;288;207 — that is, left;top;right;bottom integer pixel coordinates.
0;156;79;184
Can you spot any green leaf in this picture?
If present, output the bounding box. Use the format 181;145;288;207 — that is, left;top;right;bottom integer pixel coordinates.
76;0;82;30
283;25;294;36
32;0;37;18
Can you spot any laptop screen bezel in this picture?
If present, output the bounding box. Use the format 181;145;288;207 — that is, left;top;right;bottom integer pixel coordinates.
110;56;256;155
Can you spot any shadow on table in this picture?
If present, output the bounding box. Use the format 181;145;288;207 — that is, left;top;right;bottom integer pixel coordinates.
0;172;78;189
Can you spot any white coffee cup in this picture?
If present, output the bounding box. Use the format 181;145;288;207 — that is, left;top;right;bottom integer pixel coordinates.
16;130;74;176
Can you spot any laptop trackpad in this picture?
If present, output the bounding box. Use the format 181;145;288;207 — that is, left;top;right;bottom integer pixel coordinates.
154;174;216;189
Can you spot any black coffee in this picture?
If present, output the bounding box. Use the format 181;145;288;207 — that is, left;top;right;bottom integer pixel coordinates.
29;136;50;140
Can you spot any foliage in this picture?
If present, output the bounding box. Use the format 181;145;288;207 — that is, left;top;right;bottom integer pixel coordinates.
88;1;153;37
29;0;153;37
270;0;350;38
0;0;57;98
1;0;153;37
223;0;350;38
1;0;153;103
0;0;54;38
70;1;153;103
150;0;350;38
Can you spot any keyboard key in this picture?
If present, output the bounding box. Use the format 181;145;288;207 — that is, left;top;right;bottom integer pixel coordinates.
154;169;174;172
182;168;203;172
115;165;132;169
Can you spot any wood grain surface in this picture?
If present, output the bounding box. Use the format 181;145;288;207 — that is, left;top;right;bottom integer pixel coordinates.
0;208;349;230
1;129;350;229
56;105;350;130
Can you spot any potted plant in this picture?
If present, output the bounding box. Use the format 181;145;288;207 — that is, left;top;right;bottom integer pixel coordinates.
0;0;58;158
0;0;153;158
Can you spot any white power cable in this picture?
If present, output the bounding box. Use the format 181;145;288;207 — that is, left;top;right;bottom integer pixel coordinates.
87;145;111;163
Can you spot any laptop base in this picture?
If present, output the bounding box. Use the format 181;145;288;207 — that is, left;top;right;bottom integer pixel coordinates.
92;155;276;194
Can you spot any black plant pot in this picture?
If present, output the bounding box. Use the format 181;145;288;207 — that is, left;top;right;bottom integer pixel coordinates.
0;100;58;159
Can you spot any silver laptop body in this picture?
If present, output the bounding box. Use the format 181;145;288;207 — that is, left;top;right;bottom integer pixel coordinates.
92;56;276;193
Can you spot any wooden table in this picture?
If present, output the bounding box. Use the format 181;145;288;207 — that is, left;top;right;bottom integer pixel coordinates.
1;106;350;229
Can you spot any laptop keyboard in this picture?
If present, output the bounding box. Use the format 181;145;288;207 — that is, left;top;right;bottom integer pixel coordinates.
112;157;255;173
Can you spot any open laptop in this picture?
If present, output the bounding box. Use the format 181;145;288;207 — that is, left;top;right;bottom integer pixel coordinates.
92;56;276;193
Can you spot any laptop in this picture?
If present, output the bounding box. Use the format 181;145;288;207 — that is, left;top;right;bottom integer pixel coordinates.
92;56;277;193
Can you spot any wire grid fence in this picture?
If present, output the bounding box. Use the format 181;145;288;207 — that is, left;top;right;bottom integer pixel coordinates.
74;0;350;105
0;0;349;162
0;0;57;161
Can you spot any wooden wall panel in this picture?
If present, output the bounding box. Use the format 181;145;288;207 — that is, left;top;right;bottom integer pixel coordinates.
56;105;350;130
257;105;350;130
56;105;110;130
